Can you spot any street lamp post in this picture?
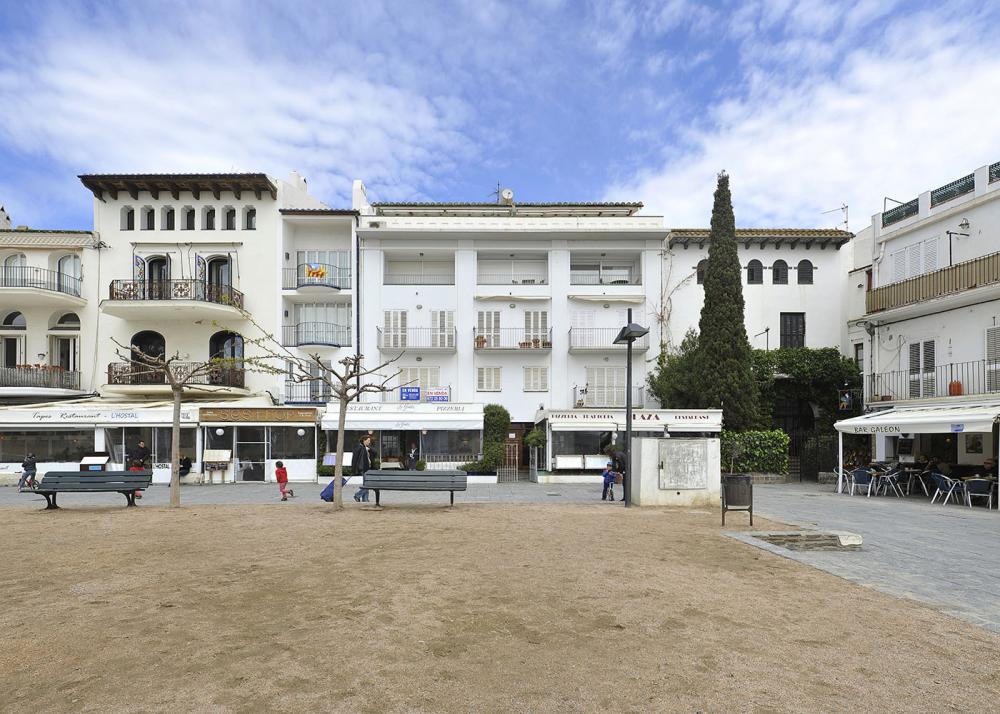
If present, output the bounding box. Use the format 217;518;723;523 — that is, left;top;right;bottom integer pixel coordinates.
613;308;649;508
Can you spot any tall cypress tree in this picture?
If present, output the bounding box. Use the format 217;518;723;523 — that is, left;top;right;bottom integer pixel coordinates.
693;172;760;430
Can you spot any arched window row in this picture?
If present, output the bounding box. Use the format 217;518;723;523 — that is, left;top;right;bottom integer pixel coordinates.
742;258;815;285
128;330;243;363
119;205;256;232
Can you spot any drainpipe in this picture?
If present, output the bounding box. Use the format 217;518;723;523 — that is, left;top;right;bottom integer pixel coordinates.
355;214;361;394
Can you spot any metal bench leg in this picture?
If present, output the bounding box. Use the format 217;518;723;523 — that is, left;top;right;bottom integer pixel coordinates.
375;490;381;507
450;490;454;507
122;491;136;507
43;492;59;510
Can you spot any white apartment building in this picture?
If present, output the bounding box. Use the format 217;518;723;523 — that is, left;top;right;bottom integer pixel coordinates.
839;159;1000;466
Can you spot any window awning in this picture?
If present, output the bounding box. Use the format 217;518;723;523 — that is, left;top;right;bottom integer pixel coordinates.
834;402;1000;434
322;403;484;431
568;295;645;304
474;294;551;302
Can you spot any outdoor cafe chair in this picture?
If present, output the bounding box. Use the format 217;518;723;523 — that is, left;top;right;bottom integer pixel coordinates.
905;468;931;497
964;479;994;509
875;465;904;498
850;468;874;497
930;473;966;506
834;466;854;494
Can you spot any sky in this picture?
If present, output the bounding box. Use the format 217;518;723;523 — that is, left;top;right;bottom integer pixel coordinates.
1;0;999;232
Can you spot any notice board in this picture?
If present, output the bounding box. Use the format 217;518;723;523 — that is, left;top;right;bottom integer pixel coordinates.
658;439;708;490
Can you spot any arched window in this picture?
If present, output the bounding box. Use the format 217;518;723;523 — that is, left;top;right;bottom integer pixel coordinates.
146;256;169;299
696;259;707;285
206;257;231;303
223;206;237;231
797;259;814;285
244;207;256;230
772;259;788;285
209;331;243;360
121;206;135;231
141;206;155;230
746;259;763;285
131;330;165;362
3;253;26;285
54;312;81;329
202;206;216;230
2;311;26;328
161;206;175;230
182;206;196;231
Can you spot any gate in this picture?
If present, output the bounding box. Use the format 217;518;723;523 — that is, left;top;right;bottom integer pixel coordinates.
789;431;839;481
529;447;539;480
497;442;520;482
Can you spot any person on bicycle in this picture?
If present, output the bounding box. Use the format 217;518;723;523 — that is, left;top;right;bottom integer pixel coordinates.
18;453;37;492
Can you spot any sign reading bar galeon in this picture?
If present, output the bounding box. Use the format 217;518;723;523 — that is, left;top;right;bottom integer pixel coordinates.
199;407;318;423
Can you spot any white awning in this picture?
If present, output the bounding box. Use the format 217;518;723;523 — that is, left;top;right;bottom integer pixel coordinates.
474;294;551;302
537;408;722;433
834;402;1000;434
323;403;484;431
568;295;646;304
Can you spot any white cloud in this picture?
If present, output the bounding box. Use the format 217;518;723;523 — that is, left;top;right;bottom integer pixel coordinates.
605;7;1000;229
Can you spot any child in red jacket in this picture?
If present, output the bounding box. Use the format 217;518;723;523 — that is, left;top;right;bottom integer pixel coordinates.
275;461;294;501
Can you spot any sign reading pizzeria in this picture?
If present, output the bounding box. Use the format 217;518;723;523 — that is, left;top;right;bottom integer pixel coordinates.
199;407;318;423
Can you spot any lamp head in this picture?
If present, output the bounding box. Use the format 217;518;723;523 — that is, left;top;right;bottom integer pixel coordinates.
613;322;649;344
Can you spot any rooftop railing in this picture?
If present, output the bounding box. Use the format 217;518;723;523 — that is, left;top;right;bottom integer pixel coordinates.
108;279;244;309
1;266;82;297
866;250;1000;313
881;198;919;227
0;366;81;390
865;359;1000;402
107;362;245;388
990;161;1000;184
930;173;975;207
282;262;351;290
473;327;552;349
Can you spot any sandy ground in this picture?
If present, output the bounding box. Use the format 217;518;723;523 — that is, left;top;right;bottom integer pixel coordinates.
1;502;998;713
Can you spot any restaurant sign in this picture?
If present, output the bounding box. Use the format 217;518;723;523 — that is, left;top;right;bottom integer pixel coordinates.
199;407;318;423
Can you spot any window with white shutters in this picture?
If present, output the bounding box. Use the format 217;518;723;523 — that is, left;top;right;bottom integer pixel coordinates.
907;339;936;398
383;310;408;348
477;367;501;391
923;238;937;273
430;310;455;348
400;366;441;388
477;311;500;348
890;240;939;284
986;328;1000;391
586;366;626;407
523;367;549;392
524;311;548;342
570;310;596;348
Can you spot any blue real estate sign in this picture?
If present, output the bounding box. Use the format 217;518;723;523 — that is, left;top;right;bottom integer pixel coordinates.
400;387;421;401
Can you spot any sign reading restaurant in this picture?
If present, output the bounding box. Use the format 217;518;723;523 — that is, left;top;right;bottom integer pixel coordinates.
0;407;198;424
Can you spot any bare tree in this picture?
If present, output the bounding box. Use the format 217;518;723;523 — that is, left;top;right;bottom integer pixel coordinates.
111;337;268;508
226;310;402;509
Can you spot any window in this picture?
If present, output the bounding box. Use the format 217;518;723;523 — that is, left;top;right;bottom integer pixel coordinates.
853;343;864;372
477;310;500;347
1;311;26;366
524;311;548;342
55;312;81;328
292;303;351;345
209;331;243;360
141;206;155;231
908;339;936;398
51;334;78;371
207;257;230;286
121;206;135;230
244;207;256;230
696;259;707;285
203;207;216;230
987;327;1000;391
223;207;237;231
383;310;408;348
430;310;455;348
269;426;315;460
0;430;94;463
772;259;788;285
585;366;627;407
477;256;547;284
477;367;502;391
399;366;441;388
797;259;814;285
130;330;166;362
570;257;639;285
779;313;805;348
523;366;549;392
2;311;26;328
182;207;196;230
890;239;938;283
746;259;763;284
161;206;175;230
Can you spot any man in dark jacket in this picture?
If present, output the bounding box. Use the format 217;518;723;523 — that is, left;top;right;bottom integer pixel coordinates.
18;453;37;491
352;435;374;502
129;440;151;468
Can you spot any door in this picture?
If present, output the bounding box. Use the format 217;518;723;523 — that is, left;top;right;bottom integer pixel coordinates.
236;426;267;481
497;442;520;483
147;257;169;299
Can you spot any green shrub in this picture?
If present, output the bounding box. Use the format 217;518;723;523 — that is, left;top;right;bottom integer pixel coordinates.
484;404;511;444
415;459;427;471
720;430;789;474
524;426;546;449
459;442;504;474
317;464;351;478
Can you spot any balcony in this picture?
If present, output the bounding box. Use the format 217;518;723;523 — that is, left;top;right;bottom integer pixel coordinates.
377;327;457;352
572;385;645;409
865;359;1000;404
381;385;452;403
0;366;82;393
105;362;247;396
383;272;455;285
102;279;245;319
0;267;85;307
568;327;649;352
282;262;351;292
866;251;1000;314
285;381;331;405
282;323;351;348
477;272;548;285
473;328;552;350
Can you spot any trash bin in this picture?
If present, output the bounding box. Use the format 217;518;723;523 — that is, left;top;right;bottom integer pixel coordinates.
721;473;753;526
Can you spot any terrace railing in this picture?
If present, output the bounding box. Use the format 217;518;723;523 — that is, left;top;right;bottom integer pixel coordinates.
0;366;81;390
108;279;244;309
569;327;649;351
284;381;332;404
476;272;548;285
107;362;245;388
1;266;82;297
282;323;351;347
473;327;552;350
866;250;1000;313
865;359;1000;402
572;385;645;409
282;262;351;290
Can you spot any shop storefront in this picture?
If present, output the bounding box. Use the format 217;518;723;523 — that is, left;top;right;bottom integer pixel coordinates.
533;408;723;482
322;403;484;471
200;406;318;482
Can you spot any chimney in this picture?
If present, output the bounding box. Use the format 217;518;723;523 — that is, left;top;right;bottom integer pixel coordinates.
288;171;308;191
0;205;11;230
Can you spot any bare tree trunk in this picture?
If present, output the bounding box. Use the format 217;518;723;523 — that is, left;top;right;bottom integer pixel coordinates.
332;398;348;509
170;386;182;508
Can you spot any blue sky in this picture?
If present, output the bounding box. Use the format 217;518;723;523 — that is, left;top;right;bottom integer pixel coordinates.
1;0;999;231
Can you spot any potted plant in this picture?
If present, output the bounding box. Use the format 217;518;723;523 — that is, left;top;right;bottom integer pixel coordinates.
532;338;540;348
415;459;427;471
542;339;552;348
519;340;532;348
475;335;487;348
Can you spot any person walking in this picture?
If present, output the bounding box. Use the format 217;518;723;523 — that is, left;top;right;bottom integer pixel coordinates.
406;442;418;470
275;460;294;501
18;453;37;492
352;435;374;502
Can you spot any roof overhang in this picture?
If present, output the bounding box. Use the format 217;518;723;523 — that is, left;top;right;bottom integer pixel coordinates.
667;228;854;250
834;402;1000;434
79;173;277;202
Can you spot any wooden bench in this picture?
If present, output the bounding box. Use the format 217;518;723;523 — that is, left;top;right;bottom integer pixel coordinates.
362;470;467;507
35;470;153;509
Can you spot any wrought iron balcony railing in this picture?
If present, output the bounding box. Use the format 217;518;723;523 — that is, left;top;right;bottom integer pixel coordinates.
866;250;1000;313
1;266;82;297
282;323;351;347
282;261;351;290
572;385;645;409
107;362;245;388
865;359;1000;402
569;327;649;351
0;366;81;390
473;328;552;350
108;280;244;309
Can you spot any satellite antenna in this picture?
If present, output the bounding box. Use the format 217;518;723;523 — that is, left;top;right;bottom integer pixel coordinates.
821;203;849;231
